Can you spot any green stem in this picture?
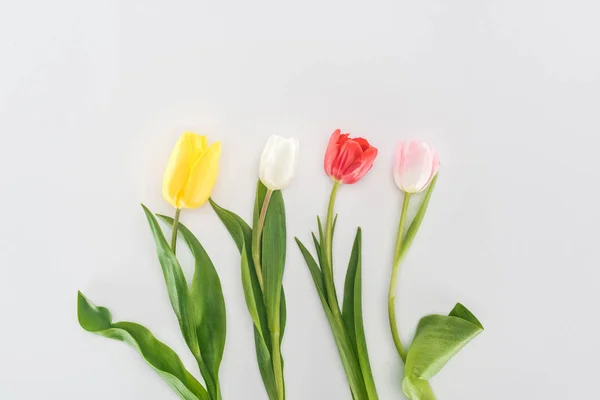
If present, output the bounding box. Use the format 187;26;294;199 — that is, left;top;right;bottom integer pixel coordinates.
388;193;411;362
321;181;371;398
170;208;182;254
271;302;285;400
252;189;273;292
324;181;341;316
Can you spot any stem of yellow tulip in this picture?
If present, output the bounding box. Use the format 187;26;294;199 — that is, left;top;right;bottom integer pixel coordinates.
252;189;273;292
388;193;411;363
323;181;341;316
171;208;181;254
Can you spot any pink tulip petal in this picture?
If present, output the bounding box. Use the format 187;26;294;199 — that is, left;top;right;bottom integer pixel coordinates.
393;141;406;189
400;142;434;192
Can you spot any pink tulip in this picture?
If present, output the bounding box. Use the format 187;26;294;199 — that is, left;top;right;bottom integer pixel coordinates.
393;141;440;193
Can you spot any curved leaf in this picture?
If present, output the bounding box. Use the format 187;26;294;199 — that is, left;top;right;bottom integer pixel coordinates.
158;215;226;400
141;205;196;352
342;229;378;399
296;237;369;400
254;327;278;400
261;189;286;332
402;303;483;400
77;292;208;400
209;199;269;338
398;175;437;263
211;198;288;398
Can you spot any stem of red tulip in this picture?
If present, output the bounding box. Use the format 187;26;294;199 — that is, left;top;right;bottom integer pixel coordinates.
324;181;341;315
171;208;182;255
388;193;411;363
252;189;273;292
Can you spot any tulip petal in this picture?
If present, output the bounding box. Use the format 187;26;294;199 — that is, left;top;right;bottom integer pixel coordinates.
400;142;436;193
352;137;372;151
163;133;195;208
393;141;406;190
341;147;378;184
324;129;342;177
260;135;299;190
180;141;222;208
423;150;440;189
189;133;209;163
332;140;363;181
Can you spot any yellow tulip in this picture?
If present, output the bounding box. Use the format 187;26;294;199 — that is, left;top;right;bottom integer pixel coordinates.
162;131;221;209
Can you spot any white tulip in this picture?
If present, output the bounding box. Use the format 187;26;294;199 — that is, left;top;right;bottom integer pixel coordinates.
259;135;299;190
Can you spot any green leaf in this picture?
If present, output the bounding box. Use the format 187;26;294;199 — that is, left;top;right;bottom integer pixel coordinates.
402;303;484;400
295;238;328;307
295;237;369;400
209;199;270;339
317;216;324;245
77;292;208;400
253;327;278;400
342;229;378;399
241;242;262;333
398;175;438;263
261;189;286;333
253;180;268;237
211;197;289;398
402;378;436;400
158;215;226;400
280;288;287;344
141;205;194;350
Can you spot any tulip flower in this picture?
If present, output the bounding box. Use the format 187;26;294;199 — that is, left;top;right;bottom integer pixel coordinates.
389;140;439;364
259;134;299;191
393;141;439;193
162;131;221;252
294;130;381;398
324;129;378;184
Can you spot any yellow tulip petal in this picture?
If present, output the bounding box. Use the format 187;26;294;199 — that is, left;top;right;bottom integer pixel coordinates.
180;141;221;208
162;133;195;208
187;133;208;165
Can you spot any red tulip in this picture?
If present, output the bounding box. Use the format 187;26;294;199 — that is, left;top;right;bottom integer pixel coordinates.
324;129;378;184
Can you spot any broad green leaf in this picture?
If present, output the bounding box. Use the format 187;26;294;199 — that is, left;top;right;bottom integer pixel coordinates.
402;378;436;400
141;205;195;351
402;303;483;400
344;229;378;399
77;292;208;400
158;215;226;400
280;288;287;344
211;198;289;397
209;199;271;339
261;189;286;333
397;175;437;264
295;238;369;400
254;327;278;400
253;180;268;240
241;242;262;333
209;198;250;252
296;238;328;305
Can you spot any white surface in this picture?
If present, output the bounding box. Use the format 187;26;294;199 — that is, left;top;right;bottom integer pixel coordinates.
1;1;599;399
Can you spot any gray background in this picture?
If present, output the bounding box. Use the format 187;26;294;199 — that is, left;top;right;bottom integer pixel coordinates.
1;0;599;399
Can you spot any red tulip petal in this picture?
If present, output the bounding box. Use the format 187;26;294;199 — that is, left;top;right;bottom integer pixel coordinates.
338;133;350;146
352;137;372;151
324;129;342;177
341;146;378;184
332;139;363;181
